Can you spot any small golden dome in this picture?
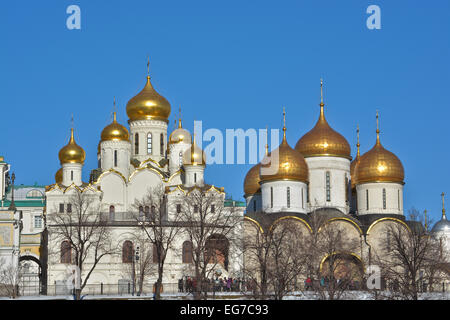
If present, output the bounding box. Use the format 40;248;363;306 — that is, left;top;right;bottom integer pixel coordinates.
295;81;351;159
260;120;308;183
169;119;191;144
244;163;262;195
355;120;404;184
126;76;171;122
100;112;130;142
55;168;62;184
58;128;86;164
183;137;206;166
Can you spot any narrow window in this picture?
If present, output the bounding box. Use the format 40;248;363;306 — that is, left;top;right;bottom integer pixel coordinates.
176;204;181;213
67;203;72;213
144;206;150;220
307;185;310;203
114;150;118;167
160;133;164;156
109;205;115;221
71;171;73;181
147;133;152;154
34;216;42;228
139;206;144;220
194;205;199;213
182;241;193;263
179;151;183;167
135;133;139;155
61;241;71;264
122;241;133;263
270;187;273;208
253;200;256;212
287;187;290;208
194;173;197;183
211;204;215;213
383;188;386;209
366;189;369;210
98;159;101;168
326;171;331;202
59;203;64;213
345;176;349;203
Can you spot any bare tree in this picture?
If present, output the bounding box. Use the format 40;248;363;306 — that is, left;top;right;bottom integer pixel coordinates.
47;189;116;300
305;211;361;300
242;216;308;300
178;187;242;299
0;258;21;298
133;185;182;299
374;208;446;300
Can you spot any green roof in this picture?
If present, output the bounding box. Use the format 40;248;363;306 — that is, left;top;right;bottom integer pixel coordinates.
224;199;246;207
2;200;46;208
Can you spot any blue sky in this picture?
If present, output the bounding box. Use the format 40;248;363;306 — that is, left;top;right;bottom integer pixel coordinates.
0;1;449;224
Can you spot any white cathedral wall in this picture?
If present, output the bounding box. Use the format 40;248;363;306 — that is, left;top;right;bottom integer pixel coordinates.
127;170;165;210
98;173;127;212
100;140;131;177
184;165;205;187
245;193;262;213
62;163;83;186
261;180;307;213
129;120;167;163
168;142;191;175
305;156;350;214
356;182;403;215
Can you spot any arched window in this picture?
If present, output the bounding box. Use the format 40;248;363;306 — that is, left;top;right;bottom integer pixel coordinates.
160;133;164;156
71;170;74;181
26;189;43;198
144;206;150;220
270;187;273;208
109;205;115;221
147;133;152;154
326;171;331;202
366;189;369;210
179;151;183;167
114;150;118;167
135;133;139;155
194;173;197;184
139;206;144;221
307;185;310;203
182;241;193;263
383;188;386;209
60;241;71;264
287;187;291;208
122;241;133;263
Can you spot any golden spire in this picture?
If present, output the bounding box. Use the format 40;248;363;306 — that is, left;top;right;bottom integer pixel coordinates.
113;97;117;122
442;192;447;220
376;110;380;145
356;124;360;158
178;106;182;128
282;107;286;141
265;126;269;155
319;78;325;118
147;55;150;77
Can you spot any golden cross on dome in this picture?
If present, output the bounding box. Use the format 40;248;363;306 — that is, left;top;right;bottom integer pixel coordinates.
356;124;360;157
282;107;286;140
147;56;150;76
320;78;324;104
376;110;380;144
113;97;117;122
265;125;269;155
442;192;446;219
71;113;74;129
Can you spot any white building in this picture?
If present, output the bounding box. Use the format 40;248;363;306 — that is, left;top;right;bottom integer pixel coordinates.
45;67;245;295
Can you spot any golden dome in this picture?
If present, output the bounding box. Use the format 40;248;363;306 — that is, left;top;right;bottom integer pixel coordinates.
58;128;86;164
260;113;308;183
295;80;351;159
355;117;404;184
126;76;171;122
100;112;130;142
183;137;206;166
55;168;62;184
169;119;191;144
244;163;262;195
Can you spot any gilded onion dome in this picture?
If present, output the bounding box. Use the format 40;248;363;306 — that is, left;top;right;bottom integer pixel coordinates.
126;75;171;122
350;125;360;189
355;113;404;184
295;80;351;159
55;168;62;184
244;163;262;195
183;136;206;166
260;111;309;183
100;112;130;142
169;118;191;144
58;128;86;164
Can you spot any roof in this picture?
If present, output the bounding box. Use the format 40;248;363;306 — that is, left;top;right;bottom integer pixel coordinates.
4;184;45;201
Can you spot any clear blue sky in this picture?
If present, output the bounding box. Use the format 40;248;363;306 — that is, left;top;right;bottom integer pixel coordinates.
1;1;449;224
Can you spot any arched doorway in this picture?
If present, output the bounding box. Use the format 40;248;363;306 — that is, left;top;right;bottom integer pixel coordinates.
320;253;364;290
18;255;42;296
205;235;229;271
